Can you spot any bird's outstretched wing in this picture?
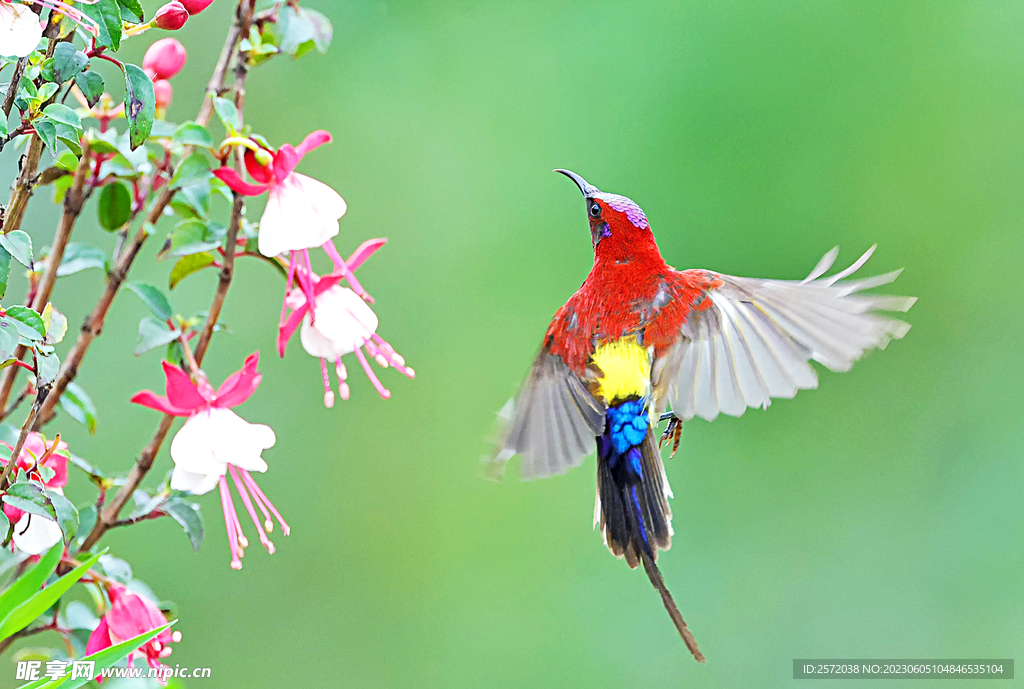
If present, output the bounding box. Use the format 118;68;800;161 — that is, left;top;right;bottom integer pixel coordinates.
489;352;606;480
652;246;916;421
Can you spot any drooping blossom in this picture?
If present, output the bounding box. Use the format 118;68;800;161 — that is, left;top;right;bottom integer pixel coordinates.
153;79;173;115
131;353;287;569
143;38;187;80
86;585;181;678
212;131;353;314
1;433;69;555
278;239;414;406
0;1;98;57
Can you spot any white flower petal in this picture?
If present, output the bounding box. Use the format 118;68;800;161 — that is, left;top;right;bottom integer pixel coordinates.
308;286;378;356
0;5;43;59
204;408;273;472
169;467;220;495
257;174;340;256
170;412;228;476
300;316;347;358
13;513;62;555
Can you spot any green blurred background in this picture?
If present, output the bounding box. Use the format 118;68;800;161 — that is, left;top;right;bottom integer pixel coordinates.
4;0;1024;686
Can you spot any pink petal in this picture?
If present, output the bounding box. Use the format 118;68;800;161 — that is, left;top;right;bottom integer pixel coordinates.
86;617;113;656
163;361;209;409
130;390;193;417
214;352;263;407
243;148;274;184
44;452;69;489
212;167;271;196
294;130;332;159
273;145;300;180
313;273;345;296
346;238;388;271
277;309;306;357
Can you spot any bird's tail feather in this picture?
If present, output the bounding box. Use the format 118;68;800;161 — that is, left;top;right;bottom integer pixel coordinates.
596;430;705;662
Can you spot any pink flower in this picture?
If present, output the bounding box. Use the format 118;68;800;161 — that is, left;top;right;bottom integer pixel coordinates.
213;130;346;259
131;353;287;569
86;585;181;676
1;433;69;555
153;79;173;114
278;240;414;406
153;1;188;30
180;0;214;13
143;38;187;80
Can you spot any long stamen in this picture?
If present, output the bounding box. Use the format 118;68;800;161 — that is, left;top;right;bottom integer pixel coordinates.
320;358;334;408
240;469;290;536
370;333;415;378
36;0;101;36
218;477;242;570
279;254;297;328
335;359;350;401
223;480;248;553
353;345;390;399
321;240;369;299
228;465;274;554
362;339;390;368
293;250;317;325
243;471;275;533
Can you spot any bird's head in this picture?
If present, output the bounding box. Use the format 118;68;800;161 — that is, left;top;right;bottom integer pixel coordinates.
554;169;659;262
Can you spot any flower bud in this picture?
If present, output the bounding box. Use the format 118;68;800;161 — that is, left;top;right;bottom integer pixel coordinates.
181;0;215;14
143;38;187;81
154;1;189;30
154;79;173;112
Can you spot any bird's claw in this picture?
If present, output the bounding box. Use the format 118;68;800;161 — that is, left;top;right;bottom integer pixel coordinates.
659;415;682;458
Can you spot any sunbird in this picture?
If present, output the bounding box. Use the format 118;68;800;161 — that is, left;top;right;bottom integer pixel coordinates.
492;170;915;662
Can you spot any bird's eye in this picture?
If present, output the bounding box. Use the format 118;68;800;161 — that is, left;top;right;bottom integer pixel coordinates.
589;203;601;218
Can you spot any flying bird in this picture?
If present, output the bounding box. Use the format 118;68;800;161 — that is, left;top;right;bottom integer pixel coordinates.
491;170;916;662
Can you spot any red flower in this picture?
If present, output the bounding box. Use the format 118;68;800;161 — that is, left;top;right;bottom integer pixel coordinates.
86;585;181;675
143;38;187;80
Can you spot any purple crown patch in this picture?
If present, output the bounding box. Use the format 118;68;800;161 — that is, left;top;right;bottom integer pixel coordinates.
596;193;649;230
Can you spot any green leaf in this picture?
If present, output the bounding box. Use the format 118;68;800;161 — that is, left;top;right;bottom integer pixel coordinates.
0;244;10;300
0;549;105;641
35;350;59;385
80;0;122;52
57;243;107;277
5;307;46;340
0;320;16;361
171;183;211;219
169;219;220;257
171;122;214;148
123;64;154;150
279;6;334;56
42;104;81;131
135;317;180;356
36;82;59;103
42;303;67;345
165;498;204;552
34;120;58;157
169;252;216;289
73;505;96;549
115;0;144;23
170;152;212;188
0;230;33;269
97;181;132;231
52;44;89;84
73;71;104;108
44;490;78;545
3;482;54;520
212;96;240;133
0;543;62;626
97;554;131;584
126;283;173;320
60;383;97;434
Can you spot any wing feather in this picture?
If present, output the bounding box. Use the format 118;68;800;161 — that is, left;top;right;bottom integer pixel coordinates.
492;352;605;479
657;248;915;421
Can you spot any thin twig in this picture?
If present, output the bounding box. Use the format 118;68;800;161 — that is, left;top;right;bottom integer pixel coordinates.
1;56;28;118
0;386;44;491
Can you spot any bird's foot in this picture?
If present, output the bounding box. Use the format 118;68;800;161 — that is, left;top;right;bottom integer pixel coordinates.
659;415;682;458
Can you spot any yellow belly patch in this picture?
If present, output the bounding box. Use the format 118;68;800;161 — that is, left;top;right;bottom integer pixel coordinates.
590;337;651;404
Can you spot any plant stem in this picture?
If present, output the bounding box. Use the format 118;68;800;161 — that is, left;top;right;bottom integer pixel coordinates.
0;387;43;491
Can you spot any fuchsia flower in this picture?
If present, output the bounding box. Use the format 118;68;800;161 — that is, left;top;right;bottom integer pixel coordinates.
278;239;414;406
131;354;288;570
143;38;187;80
86;585;181;676
213;130;346;258
180;0;214;13
153;1;188;30
1;433;69;555
0;1;98;58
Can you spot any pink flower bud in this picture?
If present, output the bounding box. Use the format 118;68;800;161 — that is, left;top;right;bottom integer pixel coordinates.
181;0;215;14
143;38;187;81
154;80;173;111
154;1;189;30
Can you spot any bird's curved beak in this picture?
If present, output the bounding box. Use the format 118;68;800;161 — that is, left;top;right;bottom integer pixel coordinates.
554;169;598;198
